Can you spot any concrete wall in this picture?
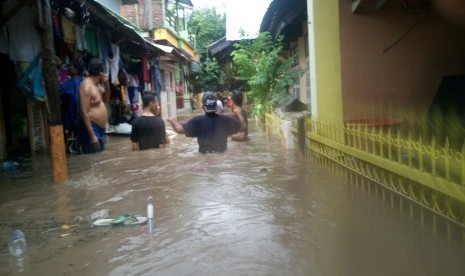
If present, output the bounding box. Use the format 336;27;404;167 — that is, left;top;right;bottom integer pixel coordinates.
297;30;308;104
307;0;344;125
338;0;465;122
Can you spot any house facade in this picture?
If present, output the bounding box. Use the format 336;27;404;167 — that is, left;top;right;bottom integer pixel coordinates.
261;0;465;143
120;0;200;119
261;0;465;230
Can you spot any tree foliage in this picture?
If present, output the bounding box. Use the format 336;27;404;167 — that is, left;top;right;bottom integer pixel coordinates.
187;7;226;91
231;32;305;120
197;57;221;91
187;8;225;56
220;61;246;92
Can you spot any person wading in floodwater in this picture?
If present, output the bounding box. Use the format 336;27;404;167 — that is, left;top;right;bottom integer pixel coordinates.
130;92;169;151
167;91;246;154
230;90;248;142
72;61;110;154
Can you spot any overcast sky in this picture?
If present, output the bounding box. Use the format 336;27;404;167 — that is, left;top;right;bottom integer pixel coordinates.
190;0;272;40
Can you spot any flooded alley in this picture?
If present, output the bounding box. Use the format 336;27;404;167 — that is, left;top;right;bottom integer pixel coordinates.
1;120;465;276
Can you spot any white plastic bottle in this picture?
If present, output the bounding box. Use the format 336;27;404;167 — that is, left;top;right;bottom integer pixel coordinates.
147;196;154;219
147;196;154;234
8;229;27;257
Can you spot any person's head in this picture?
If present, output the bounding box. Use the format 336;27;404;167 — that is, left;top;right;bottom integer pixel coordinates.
232;91;243;107
202;91;218;114
142;92;160;115
87;61;105;77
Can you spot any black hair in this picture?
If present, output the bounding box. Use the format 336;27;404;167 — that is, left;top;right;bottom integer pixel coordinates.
142;92;157;108
87;62;105;77
232;91;243;107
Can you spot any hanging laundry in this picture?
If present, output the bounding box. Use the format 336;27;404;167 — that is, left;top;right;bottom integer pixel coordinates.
75;25;87;51
1;0;40;62
106;44;120;84
152;59;163;102
98;30;112;62
84;28;99;57
61;17;76;45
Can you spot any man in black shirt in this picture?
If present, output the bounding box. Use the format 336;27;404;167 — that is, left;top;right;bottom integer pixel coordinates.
167;91;246;153
130;92;168;151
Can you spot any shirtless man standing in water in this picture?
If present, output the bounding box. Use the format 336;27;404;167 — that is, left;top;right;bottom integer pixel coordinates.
74;62;110;154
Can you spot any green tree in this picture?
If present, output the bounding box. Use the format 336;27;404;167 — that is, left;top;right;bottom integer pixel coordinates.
188;8;225;56
220;61;246;91
187;7;226;91
198;57;221;91
231;32;305;120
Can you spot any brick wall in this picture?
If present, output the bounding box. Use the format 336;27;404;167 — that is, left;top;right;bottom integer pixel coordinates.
120;0;164;31
120;4;138;27
153;0;164;28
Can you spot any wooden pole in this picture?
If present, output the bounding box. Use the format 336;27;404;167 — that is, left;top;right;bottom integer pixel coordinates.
36;0;68;183
49;125;68;183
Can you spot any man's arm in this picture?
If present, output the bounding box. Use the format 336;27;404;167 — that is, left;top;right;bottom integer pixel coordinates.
167;118;185;134
231;132;246;141
100;73;110;103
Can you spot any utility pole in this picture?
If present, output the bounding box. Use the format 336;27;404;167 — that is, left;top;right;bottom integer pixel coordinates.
36;0;68;183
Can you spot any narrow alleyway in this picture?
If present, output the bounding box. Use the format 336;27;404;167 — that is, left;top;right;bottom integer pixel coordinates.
1;119;465;276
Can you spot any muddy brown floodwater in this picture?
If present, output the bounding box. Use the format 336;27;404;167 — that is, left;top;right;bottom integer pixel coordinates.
1;118;465;276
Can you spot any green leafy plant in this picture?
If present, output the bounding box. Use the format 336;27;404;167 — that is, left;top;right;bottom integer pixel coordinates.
231;32;305;120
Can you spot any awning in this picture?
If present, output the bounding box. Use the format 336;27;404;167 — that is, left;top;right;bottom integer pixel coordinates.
148;41;191;61
74;0;193;61
152;43;175;53
72;0;165;54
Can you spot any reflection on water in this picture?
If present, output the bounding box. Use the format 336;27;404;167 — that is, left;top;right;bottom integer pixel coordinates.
1;120;465;276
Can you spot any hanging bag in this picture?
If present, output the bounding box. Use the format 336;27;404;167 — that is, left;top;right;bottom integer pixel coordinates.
17;54;45;101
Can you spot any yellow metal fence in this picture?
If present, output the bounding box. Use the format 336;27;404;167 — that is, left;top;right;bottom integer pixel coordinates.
265;112;465;239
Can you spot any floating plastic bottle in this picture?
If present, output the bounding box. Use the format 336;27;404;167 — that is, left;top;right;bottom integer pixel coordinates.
8;229;27;257
147;196;154;234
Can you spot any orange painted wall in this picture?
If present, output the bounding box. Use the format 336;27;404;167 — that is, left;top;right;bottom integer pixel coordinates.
338;0;465;122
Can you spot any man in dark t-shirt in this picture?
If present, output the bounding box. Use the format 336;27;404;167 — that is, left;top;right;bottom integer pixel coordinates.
167;91;246;153
131;92;168;150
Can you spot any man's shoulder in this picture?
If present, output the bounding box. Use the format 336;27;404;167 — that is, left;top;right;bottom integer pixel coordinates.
218;114;234;121
138;115;163;121
133;115;165;127
190;114;209;121
131;116;142;125
184;114;212;126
